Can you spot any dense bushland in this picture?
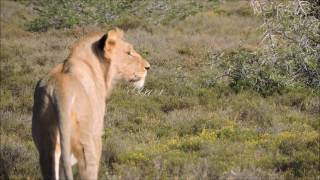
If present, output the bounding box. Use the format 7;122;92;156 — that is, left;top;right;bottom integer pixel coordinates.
27;0;219;31
222;0;319;96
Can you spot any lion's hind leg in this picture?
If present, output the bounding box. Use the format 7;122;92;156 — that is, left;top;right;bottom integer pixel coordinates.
38;138;57;180
32;89;60;180
35;120;59;180
54;134;61;180
37;120;60;180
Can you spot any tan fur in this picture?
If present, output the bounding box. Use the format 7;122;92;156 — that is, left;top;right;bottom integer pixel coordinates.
32;28;150;180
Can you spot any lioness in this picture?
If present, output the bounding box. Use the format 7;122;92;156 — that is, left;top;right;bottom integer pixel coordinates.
32;28;150;180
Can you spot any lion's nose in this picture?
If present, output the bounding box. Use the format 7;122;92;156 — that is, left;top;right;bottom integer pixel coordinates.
145;61;150;70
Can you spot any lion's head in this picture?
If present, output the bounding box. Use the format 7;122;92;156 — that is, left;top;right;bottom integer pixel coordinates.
100;28;150;89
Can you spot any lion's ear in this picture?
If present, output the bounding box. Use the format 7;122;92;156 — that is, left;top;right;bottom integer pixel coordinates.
105;38;116;53
107;27;124;39
115;27;124;39
97;33;108;51
96;33;115;59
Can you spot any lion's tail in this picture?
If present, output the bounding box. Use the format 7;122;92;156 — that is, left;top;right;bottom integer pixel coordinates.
55;93;74;180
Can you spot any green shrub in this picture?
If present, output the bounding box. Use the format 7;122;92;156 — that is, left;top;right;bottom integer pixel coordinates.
160;97;197;113
251;0;320;89
0;140;40;179
27;0;133;31
222;49;284;96
218;0;320;96
26;0;219;31
114;15;144;31
274;132;320;178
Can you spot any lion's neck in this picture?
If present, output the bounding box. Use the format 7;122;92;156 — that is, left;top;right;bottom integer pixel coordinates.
90;37;114;99
66;33;116;100
101;59;113;99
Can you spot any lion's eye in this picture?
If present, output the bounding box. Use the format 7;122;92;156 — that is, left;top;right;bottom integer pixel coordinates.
127;51;131;56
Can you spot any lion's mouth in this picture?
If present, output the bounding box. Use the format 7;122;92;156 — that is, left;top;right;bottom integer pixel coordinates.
129;78;141;83
131;77;145;90
129;72;146;89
